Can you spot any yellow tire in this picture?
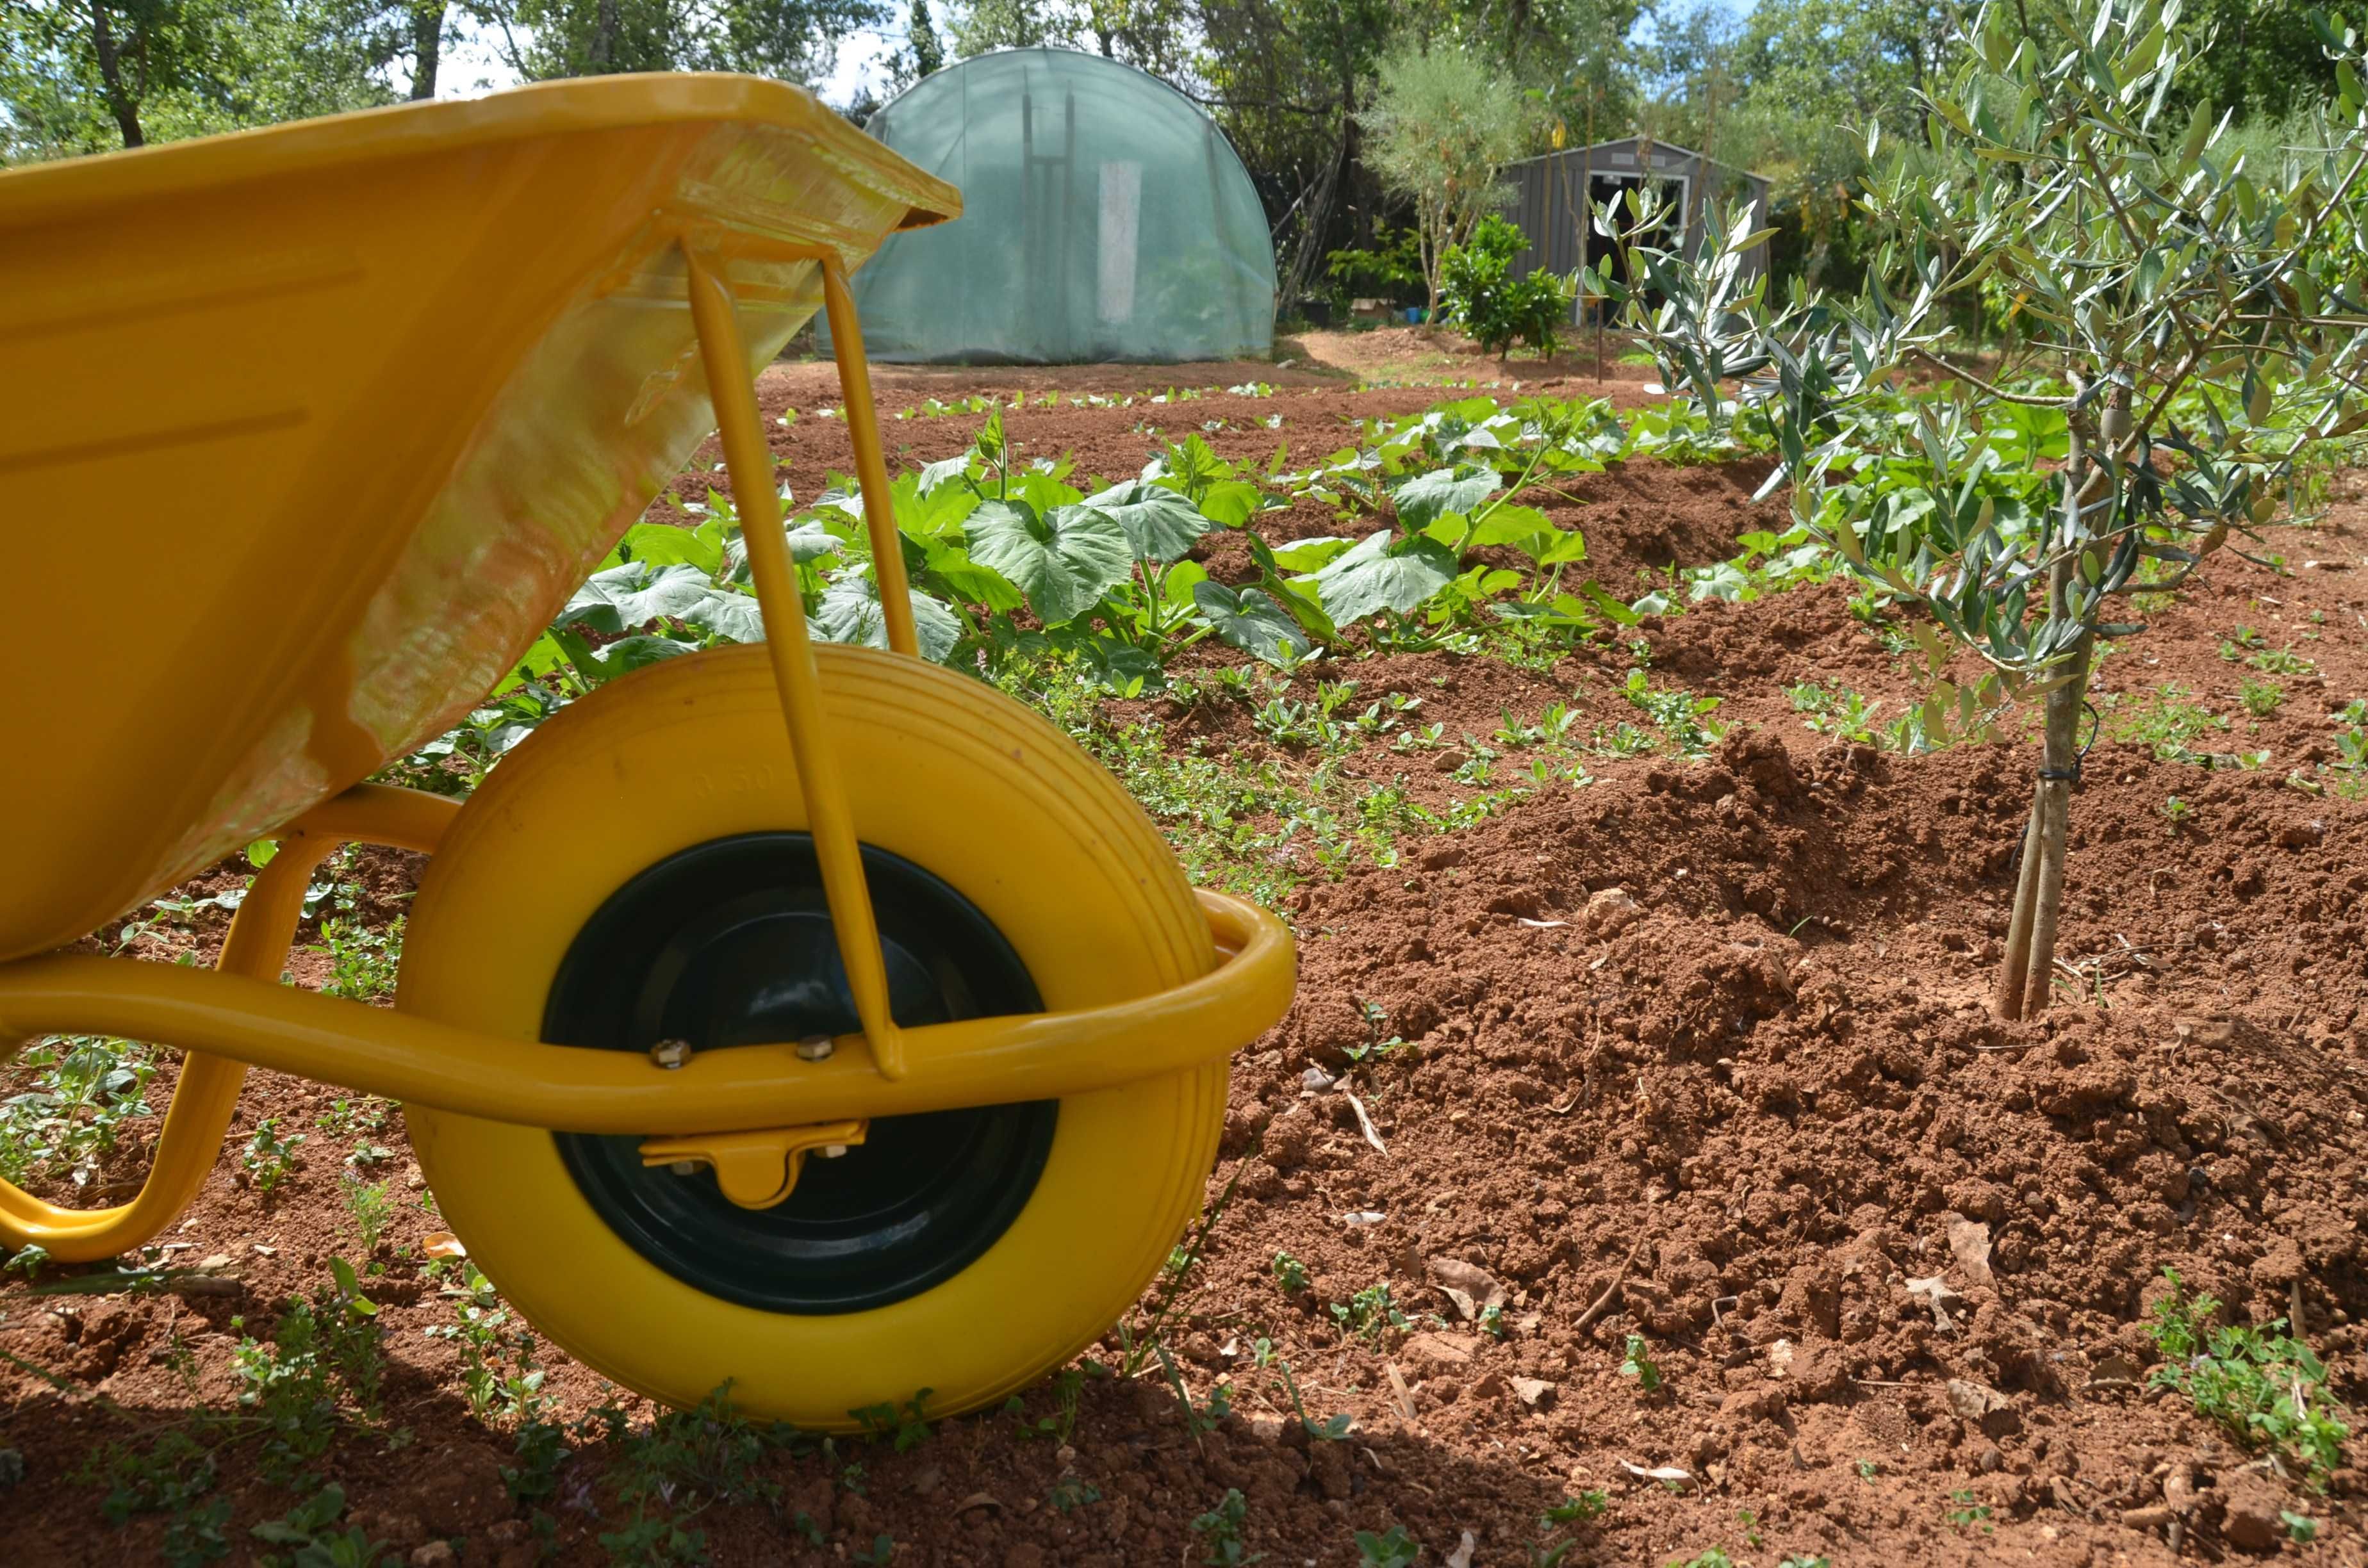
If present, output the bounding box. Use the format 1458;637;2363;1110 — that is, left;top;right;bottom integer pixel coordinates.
398;642;1225;1426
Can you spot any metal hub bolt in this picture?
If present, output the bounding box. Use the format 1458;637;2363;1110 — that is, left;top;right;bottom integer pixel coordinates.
649;1038;693;1070
795;1034;835;1062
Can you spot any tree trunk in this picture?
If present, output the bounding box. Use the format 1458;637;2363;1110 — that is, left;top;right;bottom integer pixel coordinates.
86;0;144;147
589;0;618;71
1993;429;2094;1019
409;1;445;100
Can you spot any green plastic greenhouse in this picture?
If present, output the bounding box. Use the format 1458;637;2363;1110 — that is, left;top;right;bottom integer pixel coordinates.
836;47;1278;364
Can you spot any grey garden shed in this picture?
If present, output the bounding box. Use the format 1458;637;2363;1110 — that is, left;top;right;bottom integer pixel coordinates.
1500;138;1771;303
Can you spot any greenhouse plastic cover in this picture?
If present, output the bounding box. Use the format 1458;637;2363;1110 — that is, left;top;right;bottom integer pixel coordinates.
836;47;1277;364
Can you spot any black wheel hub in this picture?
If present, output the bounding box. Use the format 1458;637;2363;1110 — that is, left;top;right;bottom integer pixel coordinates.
546;833;1055;1315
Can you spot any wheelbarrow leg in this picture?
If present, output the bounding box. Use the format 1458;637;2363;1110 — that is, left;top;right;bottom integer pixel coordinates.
819;252;919;659
0;785;454;1262
684;245;909;1081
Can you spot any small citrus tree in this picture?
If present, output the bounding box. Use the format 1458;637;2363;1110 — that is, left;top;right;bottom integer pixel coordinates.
1358;41;1533;320
1604;0;2368;1017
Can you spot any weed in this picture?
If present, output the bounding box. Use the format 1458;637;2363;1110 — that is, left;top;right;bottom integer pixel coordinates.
339;1173;395;1252
1543;1492;1607;1525
1192;1489;1263;1566
315;1097;387;1138
1331;1282;1408;1343
2101;685;2238;766
2160;796;2195;835
1789;681;1883;743
241;1116;304;1196
1618;1334;1663;1392
1943;1489;1993;1531
2148;1268;2349;1482
2240;676;2284;717
1047;1475;1101;1514
251;1483;391;1568
4;1242;51;1281
0;1034;156;1189
1004;1366;1083;1443
88;1426;217;1531
1356;1525;1421;1568
314;870;404;1002
1667;1552;1734;1568
1477;1303;1507;1339
596;1385;798;1565
1269;1355;1351;1442
850;1389;935;1452
1620;669;1723;756
231;1261;383;1480
2283;1510;2319;1543
1272;1252;1309;1294
1152;1339;1233;1442
423;1262;550;1424
851;1537;896;1567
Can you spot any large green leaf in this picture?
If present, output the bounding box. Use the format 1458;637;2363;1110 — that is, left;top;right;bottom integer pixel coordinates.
675;589;766;645
613;519;725;575
1191;581;1313;667
1393;464;1501;529
907;532;1024;612
1078;480;1206;563
556;562;719;633
1197;478;1267;528
812;574;963;663
1308;530;1460;623
966;500;1133;626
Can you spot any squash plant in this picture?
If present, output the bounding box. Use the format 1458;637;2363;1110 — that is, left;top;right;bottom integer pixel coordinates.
1606;0;2368;1017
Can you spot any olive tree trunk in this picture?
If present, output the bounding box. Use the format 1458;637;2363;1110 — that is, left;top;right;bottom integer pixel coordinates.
1993;424;2098;1020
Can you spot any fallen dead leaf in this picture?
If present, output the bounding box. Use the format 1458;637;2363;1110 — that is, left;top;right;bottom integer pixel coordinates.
1947;1219;1995;1288
955;1492;999;1514
1907;1275;1963;1334
1445;1530;1477;1568
1384;1361;1417;1423
1511;1376;1556;1409
1620;1460;1693;1488
1344;1090;1389;1156
1945;1378;2010;1422
1768;1338;1795;1378
1427;1258;1507;1322
2087;1353;2142;1389
422;1232;468;1259
1517;917;1569;929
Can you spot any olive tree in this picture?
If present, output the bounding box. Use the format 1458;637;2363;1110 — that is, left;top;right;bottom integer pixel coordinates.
1604;0;2368;1017
1358;40;1533;319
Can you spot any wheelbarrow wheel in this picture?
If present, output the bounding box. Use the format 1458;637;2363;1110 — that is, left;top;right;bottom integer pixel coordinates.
398;642;1226;1426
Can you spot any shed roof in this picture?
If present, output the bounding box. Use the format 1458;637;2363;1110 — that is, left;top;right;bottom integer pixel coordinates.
1505;137;1768;188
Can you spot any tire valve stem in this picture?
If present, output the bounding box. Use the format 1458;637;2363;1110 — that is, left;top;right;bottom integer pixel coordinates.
817;1144;849;1159
668;1160;700;1177
795;1034;835;1063
650;1038;693;1070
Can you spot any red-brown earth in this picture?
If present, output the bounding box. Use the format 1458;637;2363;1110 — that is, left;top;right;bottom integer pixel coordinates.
4;369;2365;1567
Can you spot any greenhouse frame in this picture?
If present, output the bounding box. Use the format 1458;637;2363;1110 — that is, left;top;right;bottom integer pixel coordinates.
829;47;1279;365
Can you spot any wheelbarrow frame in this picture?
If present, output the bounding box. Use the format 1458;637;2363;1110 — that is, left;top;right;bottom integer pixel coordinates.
0;217;1292;1263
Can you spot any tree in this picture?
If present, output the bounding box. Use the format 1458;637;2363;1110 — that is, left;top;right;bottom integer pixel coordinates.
465;0;885;82
1357;40;1531;318
907;0;941;76
1610;0;2368;1017
3;0;400;161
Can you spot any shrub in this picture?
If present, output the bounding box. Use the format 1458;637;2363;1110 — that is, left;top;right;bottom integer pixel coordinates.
1442;215;1578;358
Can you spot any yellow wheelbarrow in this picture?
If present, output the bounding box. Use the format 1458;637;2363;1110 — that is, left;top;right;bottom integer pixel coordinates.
0;75;1294;1428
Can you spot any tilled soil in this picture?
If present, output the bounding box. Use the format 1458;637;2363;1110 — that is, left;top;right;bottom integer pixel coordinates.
4;377;2366;1567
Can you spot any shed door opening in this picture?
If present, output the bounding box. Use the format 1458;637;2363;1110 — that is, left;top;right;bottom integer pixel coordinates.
1583;174;1687;275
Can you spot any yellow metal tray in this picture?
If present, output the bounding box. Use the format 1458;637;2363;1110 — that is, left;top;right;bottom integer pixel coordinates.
0;76;958;962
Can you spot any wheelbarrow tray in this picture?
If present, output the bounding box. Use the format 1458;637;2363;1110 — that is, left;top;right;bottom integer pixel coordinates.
0;76;958;964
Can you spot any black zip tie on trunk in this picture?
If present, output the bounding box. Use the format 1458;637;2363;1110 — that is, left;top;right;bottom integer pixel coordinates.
2035;701;2102;783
